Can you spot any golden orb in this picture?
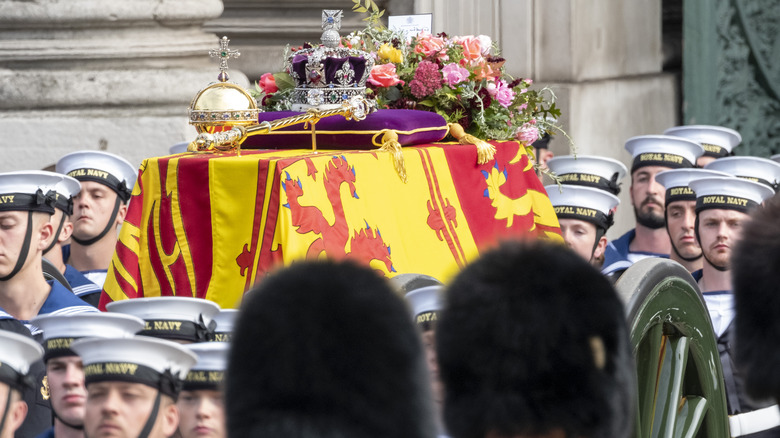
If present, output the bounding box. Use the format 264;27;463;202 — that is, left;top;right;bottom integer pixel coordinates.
188;82;260;133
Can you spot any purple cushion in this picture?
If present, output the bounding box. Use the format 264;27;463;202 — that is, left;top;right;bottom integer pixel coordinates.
241;109;448;150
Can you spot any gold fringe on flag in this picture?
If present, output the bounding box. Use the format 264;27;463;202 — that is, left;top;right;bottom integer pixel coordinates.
374;130;408;183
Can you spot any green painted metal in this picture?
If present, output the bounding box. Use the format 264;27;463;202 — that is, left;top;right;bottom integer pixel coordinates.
682;0;780;157
617;258;730;438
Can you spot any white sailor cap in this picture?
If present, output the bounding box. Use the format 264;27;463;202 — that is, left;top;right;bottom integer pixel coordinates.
183;343;228;390
211;309;237;343
0;330;44;391
107;297;221;342
772;154;780;164
31;313;145;362
71;336;197;398
404;285;443;331
689;176;774;214
546;184;619;231
655;168;731;206
545;155;628;195
3;171;82;215
169;142;190;155
624;135;704;172
55;151;137;202
663;125;741;158
704;156;780;192
0;171;65;214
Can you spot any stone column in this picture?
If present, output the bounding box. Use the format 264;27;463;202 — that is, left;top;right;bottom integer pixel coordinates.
0;0;248;171
414;0;676;237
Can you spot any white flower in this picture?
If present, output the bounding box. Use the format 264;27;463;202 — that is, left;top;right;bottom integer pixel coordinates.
477;35;492;55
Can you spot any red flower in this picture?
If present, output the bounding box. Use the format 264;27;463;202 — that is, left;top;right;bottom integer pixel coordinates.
258;73;278;94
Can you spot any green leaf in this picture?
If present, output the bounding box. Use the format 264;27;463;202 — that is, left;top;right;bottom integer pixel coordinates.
355;7;367;12
378;10;385;17
371;1;379;12
418;99;436;107
273;73;295;91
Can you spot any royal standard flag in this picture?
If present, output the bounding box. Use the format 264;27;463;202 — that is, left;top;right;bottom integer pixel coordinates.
101;141;561;309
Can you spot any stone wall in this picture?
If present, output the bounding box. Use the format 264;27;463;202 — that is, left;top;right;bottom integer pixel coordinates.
0;0;245;171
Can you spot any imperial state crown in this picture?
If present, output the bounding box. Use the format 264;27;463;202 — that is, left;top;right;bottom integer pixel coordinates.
284;10;375;111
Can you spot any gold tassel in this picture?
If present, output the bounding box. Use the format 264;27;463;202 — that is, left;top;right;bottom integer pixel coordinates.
448;123;496;165
377;130;407;183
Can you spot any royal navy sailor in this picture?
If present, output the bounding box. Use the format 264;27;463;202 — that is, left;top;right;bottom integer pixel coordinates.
70;336;196;438
688;176;779;437
0;330;44;438
664;124;741;167
546;185;620;275
31;313;145;438
177;343;228;438
705;155;780;193
602;135;704;277
654;168;730;273
55;151;137;294
106;297;220;343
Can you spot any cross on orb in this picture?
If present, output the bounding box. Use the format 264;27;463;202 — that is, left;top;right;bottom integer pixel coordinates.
209;36;240;82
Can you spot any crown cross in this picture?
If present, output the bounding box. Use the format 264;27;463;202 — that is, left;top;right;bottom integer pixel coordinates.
210;36;240;82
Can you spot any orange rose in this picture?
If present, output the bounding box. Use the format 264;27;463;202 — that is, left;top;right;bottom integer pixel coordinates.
415;32;446;57
368;63;404;87
456;36;484;65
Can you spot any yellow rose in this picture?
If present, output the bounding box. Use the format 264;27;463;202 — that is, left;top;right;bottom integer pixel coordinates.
378;43;403;64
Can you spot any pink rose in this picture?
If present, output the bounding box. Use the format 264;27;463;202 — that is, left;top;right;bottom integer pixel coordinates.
455;36;485;65
515;122;540;145
486;80;515;108
368;63;404;87
415;32;446;57
441;63;470;86
258;73;278;94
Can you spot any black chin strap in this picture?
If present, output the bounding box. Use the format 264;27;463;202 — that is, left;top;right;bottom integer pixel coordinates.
589;227;607;263
0;388;12;437
694;216;729;272
71;197;121;246
53;407;84;431
43;213;67;255
137;390;162;438
0;211;33;281
665;209;702;263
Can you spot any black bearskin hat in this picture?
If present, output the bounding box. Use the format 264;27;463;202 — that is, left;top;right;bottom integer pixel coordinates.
733;193;780;403
436;240;635;438
226;260;436;438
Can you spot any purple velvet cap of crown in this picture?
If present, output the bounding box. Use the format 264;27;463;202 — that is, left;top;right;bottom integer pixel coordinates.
291;54;368;87
242;109;448;150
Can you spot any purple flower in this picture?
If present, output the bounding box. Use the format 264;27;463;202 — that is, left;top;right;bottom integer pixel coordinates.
441;63;470;86
410;60;443;98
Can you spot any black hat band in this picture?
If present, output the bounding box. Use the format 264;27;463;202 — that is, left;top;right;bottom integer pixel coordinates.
735;175;779;192
44;337;79;362
631;153;693;172
0;190;56;214
67;168;131;202
210;332;232;343
665;187;697;206
52;193;74;216
695;195;757;214
182;370;224;391
701;143;729;159
557;173;621;195
141;318;215;343
84;362;182;398
554;205;614;231
416;311;438;332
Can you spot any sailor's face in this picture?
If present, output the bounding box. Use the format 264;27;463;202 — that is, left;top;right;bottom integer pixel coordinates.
558;218;600;262
85;381;177;438
666;200;701;260
0;211;32;278
177;389;226;438
697;209;748;270
630;166;667;225
47;356;87;428
71;181;119;241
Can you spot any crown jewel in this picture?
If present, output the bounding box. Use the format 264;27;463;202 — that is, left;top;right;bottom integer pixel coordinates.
285;10;375;111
